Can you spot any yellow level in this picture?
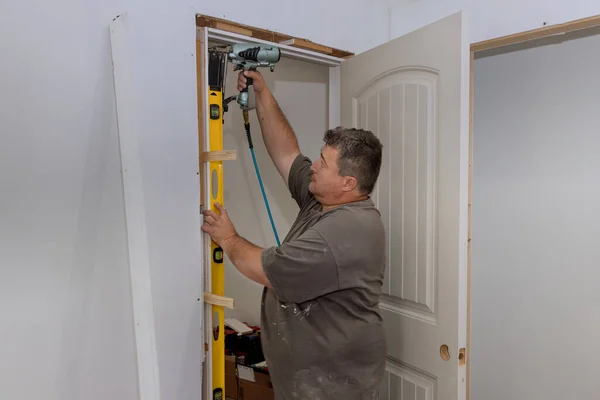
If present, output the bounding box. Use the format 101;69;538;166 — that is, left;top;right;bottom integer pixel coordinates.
208;87;225;400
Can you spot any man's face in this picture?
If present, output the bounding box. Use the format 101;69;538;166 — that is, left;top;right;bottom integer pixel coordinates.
309;145;345;202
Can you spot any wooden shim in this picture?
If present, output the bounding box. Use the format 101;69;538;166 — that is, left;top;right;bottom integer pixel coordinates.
280;38;333;54
201;150;237;162
196;14;354;58
109;13;161;400
471;14;600;52
204;293;235;309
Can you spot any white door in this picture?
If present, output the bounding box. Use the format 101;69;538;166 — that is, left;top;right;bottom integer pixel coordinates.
340;12;470;400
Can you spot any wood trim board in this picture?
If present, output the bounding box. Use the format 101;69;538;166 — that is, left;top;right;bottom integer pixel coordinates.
471;14;600;52
109;13;161;400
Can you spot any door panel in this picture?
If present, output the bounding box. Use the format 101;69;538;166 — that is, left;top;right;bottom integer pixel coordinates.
359;71;438;320
341;12;469;400
378;361;436;400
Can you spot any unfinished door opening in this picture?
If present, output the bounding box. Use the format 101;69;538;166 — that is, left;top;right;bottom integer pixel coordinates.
195;16;349;399
469;16;600;400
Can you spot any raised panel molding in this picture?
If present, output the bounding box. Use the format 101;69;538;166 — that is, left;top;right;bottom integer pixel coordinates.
354;68;439;324
379;358;437;400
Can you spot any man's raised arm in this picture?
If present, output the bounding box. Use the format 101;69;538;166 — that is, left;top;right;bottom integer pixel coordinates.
237;71;301;186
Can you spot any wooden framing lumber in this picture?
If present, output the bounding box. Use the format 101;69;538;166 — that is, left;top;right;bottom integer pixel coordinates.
196;14;354;59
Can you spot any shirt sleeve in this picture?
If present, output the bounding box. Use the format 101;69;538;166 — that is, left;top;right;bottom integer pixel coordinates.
287;153;314;209
261;227;339;304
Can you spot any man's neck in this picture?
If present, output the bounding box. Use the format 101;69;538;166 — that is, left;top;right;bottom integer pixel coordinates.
321;195;369;212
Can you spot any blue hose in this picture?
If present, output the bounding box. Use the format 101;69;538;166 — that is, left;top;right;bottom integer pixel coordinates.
243;110;281;246
250;147;281;246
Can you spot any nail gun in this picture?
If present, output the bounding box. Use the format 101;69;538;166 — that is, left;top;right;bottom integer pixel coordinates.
228;43;281;110
208;43;281;111
207;42;282;245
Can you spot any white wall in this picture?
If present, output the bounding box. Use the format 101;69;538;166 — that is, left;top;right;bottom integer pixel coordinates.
389;0;600;43
219;57;329;326
471;33;600;399
0;0;389;398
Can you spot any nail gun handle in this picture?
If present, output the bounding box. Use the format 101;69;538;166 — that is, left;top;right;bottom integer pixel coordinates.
238;70;256;110
242;76;253;93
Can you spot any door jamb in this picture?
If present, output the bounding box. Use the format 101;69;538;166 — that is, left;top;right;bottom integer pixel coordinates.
466;13;600;400
196;23;345;400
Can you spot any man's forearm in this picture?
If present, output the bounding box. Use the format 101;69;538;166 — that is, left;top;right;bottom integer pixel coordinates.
255;89;301;179
221;234;272;288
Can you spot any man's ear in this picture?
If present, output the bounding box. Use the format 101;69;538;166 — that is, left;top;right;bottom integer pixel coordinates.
342;176;358;192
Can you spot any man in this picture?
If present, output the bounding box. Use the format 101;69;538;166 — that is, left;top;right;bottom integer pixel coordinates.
202;70;386;399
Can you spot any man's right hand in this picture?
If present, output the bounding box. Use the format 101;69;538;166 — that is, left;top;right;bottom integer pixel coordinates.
237;70;267;95
236;68;300;187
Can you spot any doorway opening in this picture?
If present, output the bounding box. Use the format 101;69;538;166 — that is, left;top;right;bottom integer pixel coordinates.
195;15;349;399
469;15;600;400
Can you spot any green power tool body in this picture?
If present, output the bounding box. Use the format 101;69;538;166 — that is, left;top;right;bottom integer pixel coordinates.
228;43;281;110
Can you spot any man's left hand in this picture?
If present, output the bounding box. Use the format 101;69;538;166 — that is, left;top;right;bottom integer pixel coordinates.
202;202;238;247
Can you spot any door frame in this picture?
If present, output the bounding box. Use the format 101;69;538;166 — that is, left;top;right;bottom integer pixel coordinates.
195;21;346;400
466;13;600;400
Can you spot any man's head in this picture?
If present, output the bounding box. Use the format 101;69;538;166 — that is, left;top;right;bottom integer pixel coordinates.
309;127;383;207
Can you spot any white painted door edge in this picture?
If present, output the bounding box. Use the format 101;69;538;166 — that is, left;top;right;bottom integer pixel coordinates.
110;13;161;400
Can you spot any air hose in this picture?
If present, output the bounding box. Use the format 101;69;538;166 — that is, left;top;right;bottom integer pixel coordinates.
243;110;281;246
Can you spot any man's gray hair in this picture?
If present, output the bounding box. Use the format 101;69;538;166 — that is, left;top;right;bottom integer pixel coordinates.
323;127;383;195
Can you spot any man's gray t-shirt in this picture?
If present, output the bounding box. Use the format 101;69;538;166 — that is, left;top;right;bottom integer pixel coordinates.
260;154;387;400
